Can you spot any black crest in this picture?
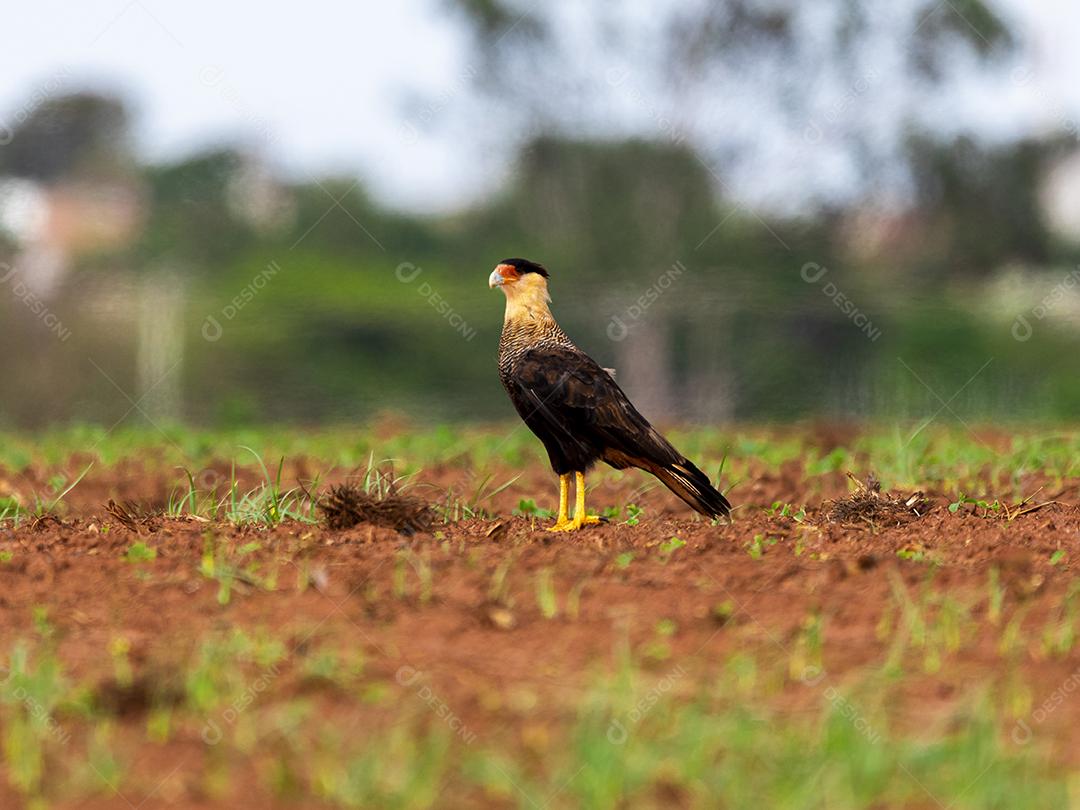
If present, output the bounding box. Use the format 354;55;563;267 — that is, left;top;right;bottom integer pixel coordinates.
500;258;549;278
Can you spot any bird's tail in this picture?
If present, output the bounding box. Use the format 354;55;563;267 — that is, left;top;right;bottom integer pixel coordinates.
651;459;732;521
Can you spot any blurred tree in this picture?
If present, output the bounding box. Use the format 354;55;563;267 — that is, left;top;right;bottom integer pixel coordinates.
138;149;257;269
464;135;746;419
906;135;1061;275
445;0;1021;213
286;178;386;257
483;136;717;276
0;92;133;181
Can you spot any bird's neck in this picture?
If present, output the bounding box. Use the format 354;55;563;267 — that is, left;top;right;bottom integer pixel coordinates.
498;286;575;363
503;286;556;327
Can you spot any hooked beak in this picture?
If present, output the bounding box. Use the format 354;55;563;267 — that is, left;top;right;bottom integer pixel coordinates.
488;267;506;288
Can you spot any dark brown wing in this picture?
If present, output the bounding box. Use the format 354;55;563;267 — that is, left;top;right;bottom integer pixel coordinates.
512;345;679;468
509;345;731;518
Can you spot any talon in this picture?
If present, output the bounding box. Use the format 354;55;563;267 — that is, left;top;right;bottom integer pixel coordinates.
546;514;603;532
534;472;606;534
546;520;577;532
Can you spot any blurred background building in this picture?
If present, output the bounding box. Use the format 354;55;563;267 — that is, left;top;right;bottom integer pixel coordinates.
2;0;1080;428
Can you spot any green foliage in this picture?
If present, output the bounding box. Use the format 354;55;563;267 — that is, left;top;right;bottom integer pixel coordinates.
535;568;558;619
0;92;131;181
198;531;276;605
658;537;685;560
5;424;1080;525
123;542;156;563
513;499;553;519
184;629;286;715
0;497;20;526
747;534;779;560
768;501;806;521
0;642;72;801
495;667;1063;810
6;129;1079;428
0;586;1072;809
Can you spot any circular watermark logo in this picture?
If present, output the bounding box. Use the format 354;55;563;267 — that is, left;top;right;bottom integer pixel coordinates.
201;719;223;745
606;719;628;745
799;664;826;686
395;262;422;283
202;315;223;342
198;66;224;87
606;316;629;342
1010;719;1033;746
1010;314;1033;342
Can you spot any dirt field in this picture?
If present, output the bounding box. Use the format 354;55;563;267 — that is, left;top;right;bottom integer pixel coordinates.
0;426;1079;808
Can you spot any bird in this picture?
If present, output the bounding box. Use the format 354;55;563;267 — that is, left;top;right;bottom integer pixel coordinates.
489;258;732;531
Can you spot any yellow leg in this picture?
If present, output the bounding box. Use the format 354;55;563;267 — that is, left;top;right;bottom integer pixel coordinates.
548;470;602;531
573;471;602;527
546;474;574;531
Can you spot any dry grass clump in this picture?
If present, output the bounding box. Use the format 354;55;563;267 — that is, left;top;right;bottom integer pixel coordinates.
319;482;434;535
826;473;929;524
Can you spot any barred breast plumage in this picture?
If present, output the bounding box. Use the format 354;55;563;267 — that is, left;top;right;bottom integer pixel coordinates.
497;317;575;389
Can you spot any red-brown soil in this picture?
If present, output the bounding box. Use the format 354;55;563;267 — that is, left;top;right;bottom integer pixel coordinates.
0;459;1078;808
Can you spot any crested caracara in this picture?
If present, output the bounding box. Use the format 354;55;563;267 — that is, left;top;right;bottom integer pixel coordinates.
489;258;732;531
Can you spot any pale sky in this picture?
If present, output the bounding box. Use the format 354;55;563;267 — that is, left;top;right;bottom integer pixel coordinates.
2;0;1078;214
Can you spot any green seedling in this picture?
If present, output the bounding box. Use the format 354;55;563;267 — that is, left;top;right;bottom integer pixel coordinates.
566;579;587;620
198;531;268;604
0;641;72;802
747;534;778;560
536;567;558;619
487;554;516;606
987;567;1005;625
712;600;735;625
896;548;927;563
31;463;93;517
124;542;157;563
656;537;686;563
514;499;553;519
395;550;434;603
0;496;22;525
768;501;806;522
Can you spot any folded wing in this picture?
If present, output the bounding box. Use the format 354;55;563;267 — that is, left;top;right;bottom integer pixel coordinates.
507;345;730;519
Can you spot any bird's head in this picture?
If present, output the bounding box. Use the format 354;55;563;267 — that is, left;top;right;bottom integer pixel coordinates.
489;258;552;308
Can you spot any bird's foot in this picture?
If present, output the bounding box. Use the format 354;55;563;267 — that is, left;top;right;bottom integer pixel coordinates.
546;518;577;532
546;514;603;532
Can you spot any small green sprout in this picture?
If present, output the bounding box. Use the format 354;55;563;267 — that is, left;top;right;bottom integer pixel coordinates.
747;535;778;560
514;499;554;519
659;537;686;559
124;542;157;563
